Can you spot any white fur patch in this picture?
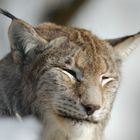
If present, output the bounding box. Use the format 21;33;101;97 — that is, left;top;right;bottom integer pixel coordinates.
68;123;96;140
93;108;109;122
24;43;36;53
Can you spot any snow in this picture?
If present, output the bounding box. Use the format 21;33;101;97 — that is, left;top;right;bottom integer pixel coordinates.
0;117;42;140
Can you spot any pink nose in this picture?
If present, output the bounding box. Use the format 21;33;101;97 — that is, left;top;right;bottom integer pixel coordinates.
82;104;100;115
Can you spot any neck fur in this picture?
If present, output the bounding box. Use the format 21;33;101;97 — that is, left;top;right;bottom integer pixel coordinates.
42;116;104;140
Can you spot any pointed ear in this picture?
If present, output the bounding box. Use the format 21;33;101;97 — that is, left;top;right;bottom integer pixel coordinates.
107;32;140;61
8;19;47;64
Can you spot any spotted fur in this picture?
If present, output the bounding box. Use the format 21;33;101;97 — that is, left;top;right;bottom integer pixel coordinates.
0;9;139;140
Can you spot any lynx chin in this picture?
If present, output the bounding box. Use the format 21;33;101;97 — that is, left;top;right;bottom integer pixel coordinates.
0;9;139;140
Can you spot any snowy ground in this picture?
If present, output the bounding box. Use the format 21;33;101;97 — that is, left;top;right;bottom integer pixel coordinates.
0;117;42;140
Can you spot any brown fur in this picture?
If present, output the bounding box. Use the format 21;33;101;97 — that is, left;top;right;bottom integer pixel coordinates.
0;9;139;140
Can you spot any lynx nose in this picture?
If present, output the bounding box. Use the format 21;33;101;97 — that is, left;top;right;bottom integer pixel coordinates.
83;104;100;115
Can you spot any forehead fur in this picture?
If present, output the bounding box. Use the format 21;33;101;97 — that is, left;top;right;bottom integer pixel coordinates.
33;23;117;74
34;23;110;53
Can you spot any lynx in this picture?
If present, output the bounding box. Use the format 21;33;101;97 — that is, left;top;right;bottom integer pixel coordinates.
0;9;139;140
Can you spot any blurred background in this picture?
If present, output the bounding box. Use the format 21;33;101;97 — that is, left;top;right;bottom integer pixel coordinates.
0;0;140;140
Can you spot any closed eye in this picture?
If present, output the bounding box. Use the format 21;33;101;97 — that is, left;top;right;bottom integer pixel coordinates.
100;75;114;87
62;68;80;82
63;69;77;79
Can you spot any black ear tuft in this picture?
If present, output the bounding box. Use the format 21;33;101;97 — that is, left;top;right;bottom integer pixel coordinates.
106;32;140;46
0;8;17;20
107;32;140;61
0;8;48;64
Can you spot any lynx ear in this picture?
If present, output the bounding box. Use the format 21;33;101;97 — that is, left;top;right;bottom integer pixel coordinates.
9;19;47;63
107;32;140;61
0;9;47;63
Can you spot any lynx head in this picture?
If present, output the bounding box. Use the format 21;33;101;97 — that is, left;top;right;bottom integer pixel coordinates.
1;9;140;126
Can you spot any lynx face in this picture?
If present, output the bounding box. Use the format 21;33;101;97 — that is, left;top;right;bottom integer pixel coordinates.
36;36;121;124
0;9;139;129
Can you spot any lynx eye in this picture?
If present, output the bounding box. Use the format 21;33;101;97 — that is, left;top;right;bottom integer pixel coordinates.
62;69;80;82
100;75;114;87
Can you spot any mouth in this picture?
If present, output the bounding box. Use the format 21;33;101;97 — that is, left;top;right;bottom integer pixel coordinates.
53;97;101;124
56;110;98;124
